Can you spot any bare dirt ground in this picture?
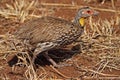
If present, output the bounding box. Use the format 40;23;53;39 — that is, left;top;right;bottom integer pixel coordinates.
0;0;120;80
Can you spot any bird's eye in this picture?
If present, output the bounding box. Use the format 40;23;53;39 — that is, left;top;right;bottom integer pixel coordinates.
87;10;91;14
82;10;92;15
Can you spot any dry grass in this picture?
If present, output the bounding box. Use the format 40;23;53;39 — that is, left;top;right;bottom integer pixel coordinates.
77;15;120;79
0;17;119;79
83;0;117;5
0;1;119;80
0;0;37;23
0;34;16;59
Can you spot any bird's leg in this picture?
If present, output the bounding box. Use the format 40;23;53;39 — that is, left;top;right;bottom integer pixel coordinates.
31;47;43;69
32;42;71;68
32;42;58;68
33;48;59;68
43;52;58;67
101;0;106;4
43;52;72;68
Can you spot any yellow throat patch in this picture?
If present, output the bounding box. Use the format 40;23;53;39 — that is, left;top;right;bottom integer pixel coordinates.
79;18;85;26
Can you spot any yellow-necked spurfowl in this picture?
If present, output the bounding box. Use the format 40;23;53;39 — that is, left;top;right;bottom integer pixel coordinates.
14;7;99;67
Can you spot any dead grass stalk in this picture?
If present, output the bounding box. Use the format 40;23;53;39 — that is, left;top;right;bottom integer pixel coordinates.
0;0;37;22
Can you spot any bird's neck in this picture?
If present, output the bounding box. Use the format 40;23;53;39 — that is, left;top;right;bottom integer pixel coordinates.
73;17;85;28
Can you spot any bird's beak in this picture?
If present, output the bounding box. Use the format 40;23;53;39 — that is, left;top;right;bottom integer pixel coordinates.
92;10;99;16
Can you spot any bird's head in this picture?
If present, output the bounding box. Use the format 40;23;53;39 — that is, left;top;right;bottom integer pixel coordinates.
74;7;99;27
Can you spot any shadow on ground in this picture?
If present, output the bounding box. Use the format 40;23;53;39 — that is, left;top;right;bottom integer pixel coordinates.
8;45;81;67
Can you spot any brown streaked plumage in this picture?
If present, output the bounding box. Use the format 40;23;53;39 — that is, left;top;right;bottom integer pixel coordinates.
14;7;99;67
15;17;82;46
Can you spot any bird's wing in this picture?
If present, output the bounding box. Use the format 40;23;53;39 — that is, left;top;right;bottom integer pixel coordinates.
15;16;79;45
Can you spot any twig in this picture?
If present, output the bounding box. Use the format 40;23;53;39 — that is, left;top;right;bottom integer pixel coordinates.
41;3;120;14
83;76;120;80
81;67;120;77
106;65;120;70
0;51;18;54
50;65;71;79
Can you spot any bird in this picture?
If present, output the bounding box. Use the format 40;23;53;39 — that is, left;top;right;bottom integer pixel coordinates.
14;7;99;67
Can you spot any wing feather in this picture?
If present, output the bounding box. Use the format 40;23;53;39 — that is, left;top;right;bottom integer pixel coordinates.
15;16;81;45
